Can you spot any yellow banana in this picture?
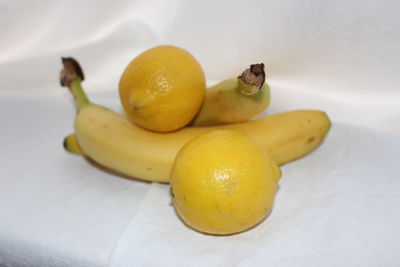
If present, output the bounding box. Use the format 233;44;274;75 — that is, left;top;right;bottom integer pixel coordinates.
67;107;330;183
60;58;331;183
190;63;270;126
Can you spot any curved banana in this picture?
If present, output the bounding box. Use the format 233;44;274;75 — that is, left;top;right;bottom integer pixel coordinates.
68;107;330;183
190;63;270;126
61;58;331;183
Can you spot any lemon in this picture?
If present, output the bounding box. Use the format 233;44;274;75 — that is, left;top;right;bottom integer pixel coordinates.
119;45;206;132
170;130;281;235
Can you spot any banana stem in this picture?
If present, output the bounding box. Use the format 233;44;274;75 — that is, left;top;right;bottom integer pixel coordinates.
60;57;91;111
237;79;259;95
237;63;266;95
70;78;91;110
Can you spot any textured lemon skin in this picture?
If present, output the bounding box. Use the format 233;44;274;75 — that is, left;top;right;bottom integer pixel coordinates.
119;45;206;132
170;130;279;235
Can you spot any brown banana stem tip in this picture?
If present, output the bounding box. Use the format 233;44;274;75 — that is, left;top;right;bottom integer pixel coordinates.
238;63;265;89
60;57;85;87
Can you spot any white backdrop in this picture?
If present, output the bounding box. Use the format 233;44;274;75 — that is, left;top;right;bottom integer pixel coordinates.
0;1;399;266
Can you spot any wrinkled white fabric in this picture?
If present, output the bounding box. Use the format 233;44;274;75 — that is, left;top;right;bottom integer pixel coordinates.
0;0;399;266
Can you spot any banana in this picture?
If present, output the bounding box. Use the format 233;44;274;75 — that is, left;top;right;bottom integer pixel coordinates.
190;63;270;126
60;58;331;183
68;107;330;183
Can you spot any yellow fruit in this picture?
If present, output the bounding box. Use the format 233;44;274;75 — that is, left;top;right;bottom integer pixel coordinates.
119;45;206;132
170;130;281;235
66;108;329;183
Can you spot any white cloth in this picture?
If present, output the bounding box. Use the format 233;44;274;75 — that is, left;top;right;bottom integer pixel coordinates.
1;1;399;266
